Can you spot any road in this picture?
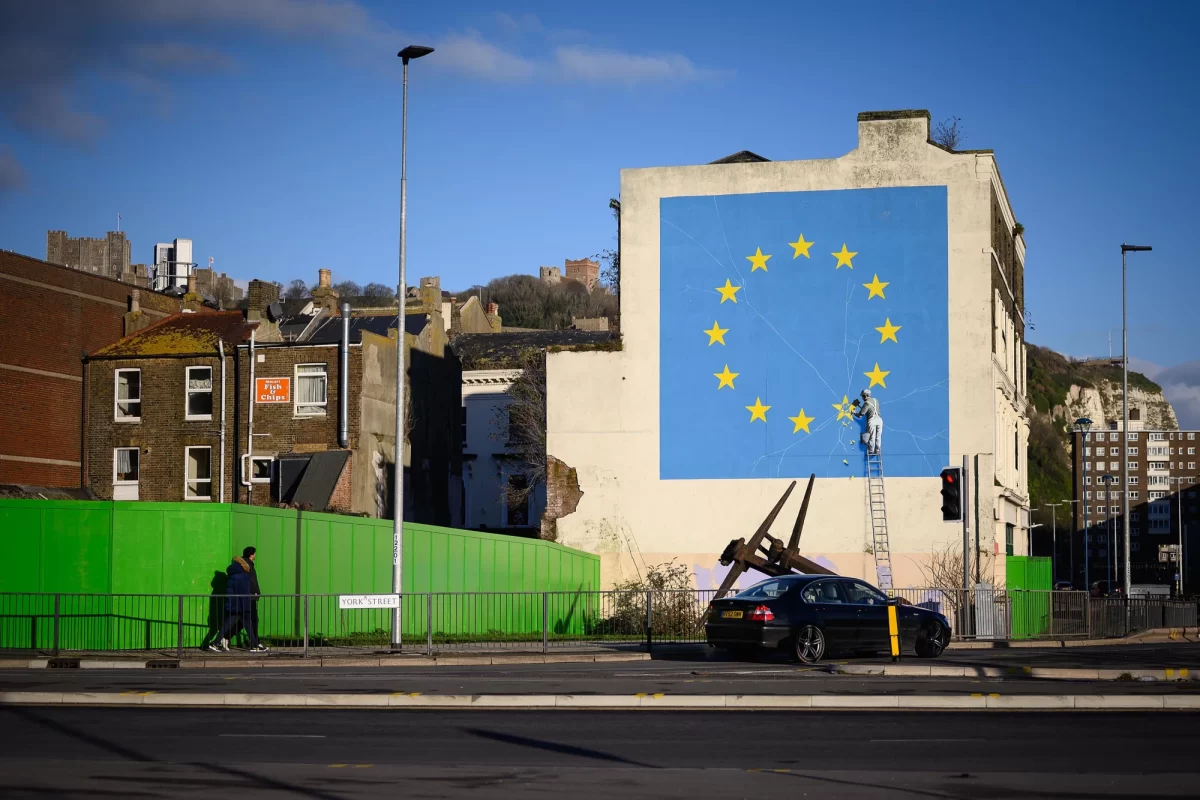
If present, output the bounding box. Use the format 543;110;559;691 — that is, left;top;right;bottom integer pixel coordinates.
1;706;1198;799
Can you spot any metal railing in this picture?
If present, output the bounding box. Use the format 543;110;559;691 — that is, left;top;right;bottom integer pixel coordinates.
0;588;1194;656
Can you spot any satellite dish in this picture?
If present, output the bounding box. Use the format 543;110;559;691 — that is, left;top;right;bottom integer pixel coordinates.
267;301;283;322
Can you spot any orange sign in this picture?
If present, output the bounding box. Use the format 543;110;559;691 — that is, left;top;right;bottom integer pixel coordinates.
256;377;291;403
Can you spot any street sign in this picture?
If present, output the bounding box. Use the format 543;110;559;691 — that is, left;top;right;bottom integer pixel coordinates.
338;594;400;610
255;377;290;403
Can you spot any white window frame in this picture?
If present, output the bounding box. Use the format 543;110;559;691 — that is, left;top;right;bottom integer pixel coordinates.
294;363;328;417
113;447;139;484
249;455;274;484
185;365;214;421
1127;447;1138;456
114;368;142;422
1128;476;1139;485
184;446;213;500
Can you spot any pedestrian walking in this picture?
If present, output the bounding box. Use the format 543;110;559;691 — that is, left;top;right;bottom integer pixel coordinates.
208;550;268;653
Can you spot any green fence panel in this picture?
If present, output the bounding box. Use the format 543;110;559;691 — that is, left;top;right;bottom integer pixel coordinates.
1007;555;1052;639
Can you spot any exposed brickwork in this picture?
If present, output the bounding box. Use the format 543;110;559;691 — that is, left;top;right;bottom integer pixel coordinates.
540;455;583;541
0;250;180;487
564;258;599;291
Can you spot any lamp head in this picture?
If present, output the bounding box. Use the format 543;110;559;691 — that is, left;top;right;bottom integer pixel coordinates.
398;45;435;63
1121;243;1152;253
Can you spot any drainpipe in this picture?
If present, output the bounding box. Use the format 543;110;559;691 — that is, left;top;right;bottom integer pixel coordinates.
339;303;350;448
218;340;226;503
242;328;256;499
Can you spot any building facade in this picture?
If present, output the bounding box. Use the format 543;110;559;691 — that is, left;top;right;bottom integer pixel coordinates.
542;110;1030;589
1071;426;1199;592
152;238;194;292
46;230;149;286
564;258;600;291
0;249;179;488
84;283;463;524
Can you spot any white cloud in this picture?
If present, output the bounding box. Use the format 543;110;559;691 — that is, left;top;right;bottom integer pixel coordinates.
1157;361;1200;430
435;30;536;81
0;146;26;193
553;45;711;85
494;12;543;35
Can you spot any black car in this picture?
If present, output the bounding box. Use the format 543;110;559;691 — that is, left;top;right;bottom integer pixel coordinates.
704;574;951;664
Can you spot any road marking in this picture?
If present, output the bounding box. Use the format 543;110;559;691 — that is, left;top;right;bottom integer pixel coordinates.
221;734;326;739
391;692;421;697
635;692;665;699
119;691;154;696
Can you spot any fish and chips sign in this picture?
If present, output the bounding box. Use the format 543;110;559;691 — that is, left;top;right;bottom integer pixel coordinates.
338;594;401;610
255;377;291;404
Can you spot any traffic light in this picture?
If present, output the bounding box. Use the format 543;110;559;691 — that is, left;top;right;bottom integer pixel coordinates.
940;467;962;521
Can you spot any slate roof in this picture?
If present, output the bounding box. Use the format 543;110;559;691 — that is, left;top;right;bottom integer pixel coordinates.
709;150;770;164
89;311;256;358
289;450;351;512
280;311;428;345
452;330;615;370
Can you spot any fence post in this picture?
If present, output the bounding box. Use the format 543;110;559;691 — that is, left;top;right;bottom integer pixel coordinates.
427;593;433;656
1085;593;1092;639
542;593;548;655
302;595;309;659
176;595;184;659
645;590;653;653
52;594;60;657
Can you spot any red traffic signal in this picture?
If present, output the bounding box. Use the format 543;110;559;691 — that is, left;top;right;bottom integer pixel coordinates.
940;467;962;521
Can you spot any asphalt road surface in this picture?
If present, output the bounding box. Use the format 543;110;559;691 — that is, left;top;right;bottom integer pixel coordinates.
2;707;1198;799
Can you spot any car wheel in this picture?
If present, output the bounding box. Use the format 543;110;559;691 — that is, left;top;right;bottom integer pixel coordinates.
792;625;826;664
914;622;948;658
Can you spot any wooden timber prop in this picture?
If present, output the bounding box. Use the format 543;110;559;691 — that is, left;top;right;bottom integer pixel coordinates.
710;473;836;604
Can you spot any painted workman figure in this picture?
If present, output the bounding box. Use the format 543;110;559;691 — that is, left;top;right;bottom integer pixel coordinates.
854;388;883;456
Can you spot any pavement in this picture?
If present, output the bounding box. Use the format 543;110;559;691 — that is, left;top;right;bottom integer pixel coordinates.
2;706;1198;798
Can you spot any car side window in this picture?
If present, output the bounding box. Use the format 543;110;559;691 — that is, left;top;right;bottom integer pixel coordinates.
843;580;888;606
801;580;845;604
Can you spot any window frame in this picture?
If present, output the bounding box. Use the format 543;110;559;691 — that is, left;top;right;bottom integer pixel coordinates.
249;455;274;484
113;447;140;485
184;365;214;421
294;363;329;417
184;446;213;501
114;368;142;422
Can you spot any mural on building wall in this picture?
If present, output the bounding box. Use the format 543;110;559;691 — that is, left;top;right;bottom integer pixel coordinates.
660;186;949;479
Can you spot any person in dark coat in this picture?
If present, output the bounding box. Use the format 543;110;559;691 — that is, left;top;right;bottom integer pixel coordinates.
244;546;261;634
209;552;267;653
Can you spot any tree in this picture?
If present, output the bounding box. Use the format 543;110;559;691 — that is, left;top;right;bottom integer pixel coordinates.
363;283;396;304
333;280;362;297
493;348;547;507
283;279;308;300
931;116;964;150
599;197;620;293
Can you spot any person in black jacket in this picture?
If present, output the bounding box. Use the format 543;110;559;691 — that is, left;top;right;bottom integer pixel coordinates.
244;547;263;647
208;551;267;653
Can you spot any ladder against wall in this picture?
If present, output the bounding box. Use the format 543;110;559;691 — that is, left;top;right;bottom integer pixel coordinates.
866;452;893;590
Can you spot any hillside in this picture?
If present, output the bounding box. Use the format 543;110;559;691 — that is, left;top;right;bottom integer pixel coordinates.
1026;344;1178;532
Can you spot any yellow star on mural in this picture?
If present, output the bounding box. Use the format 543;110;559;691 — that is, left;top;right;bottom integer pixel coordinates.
864;362;890;388
789;234;814;259
832;243;857;269
703;321;729;346
833;395;853;421
746;247;771;272
788;408;815;434
714;364;739;389
862;273;888;300
716;279;741;304
875;317;901;344
745;397;770;422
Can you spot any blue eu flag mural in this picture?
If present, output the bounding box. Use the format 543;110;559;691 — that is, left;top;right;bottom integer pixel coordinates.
659;186;949;480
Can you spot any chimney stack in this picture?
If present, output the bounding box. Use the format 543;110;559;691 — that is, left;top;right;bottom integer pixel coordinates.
311;268;340;312
486;302;499;316
246;279;279;322
182;273;203;312
318;268;331;288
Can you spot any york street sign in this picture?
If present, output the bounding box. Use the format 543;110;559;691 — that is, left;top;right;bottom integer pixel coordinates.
338;594;400;610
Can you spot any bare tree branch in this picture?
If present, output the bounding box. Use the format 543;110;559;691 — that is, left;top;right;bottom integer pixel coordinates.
491;348;546;506
931;116;964;150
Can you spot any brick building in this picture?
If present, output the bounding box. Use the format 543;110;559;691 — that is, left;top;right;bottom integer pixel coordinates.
84;280;463;524
0;249;180;488
1071;425;1200;592
564;258;599;291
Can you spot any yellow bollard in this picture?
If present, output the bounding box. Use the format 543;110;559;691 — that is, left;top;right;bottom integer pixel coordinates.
887;602;901;662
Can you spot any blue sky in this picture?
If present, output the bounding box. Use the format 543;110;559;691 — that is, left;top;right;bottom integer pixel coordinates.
1;1;1198;420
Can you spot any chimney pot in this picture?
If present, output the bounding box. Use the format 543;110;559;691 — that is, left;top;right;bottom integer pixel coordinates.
487;302;499;316
186;274;196;294
318;268;331;288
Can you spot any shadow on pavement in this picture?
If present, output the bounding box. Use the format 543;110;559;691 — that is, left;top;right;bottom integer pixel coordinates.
464;727;658;768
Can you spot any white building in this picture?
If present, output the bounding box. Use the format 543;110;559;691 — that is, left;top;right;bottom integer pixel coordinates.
152;238;194;292
542;110;1030;590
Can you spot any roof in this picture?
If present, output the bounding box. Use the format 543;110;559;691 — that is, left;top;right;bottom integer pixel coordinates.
89;311;256;358
287;450;351;511
452;330;616;369
709;150;771;164
278;311;429;345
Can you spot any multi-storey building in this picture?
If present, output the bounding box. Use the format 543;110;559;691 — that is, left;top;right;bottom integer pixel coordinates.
1070;425;1200;591
152;238;194;292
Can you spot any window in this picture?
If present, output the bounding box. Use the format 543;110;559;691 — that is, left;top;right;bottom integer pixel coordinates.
1189;433;1196;440
1128;476;1138;485
1189;448;1196;455
1132;511;1140;521
114;369;141;420
1149;475;1169;486
1127;447;1138;456
1171;448;1176;456
739;578;798;600
185;366;213;420
1150;518;1169;532
1150;433;1165;441
1129;491;1139;500
113;447;139;483
1149;491;1166;500
1085;476;1092;485
1005;523;1014;556
185;446;212;500
1190;462;1197;470
843;580;888;606
1108;448;1119;456
1127;462;1138;471
801;580;846;604
1110;506;1120;513
250;456;273;484
1085;506;1092;515
295;364;328;416
1084;462;1092;472
1085;447;1092;457
1085;491;1092;500
1128;432;1139;441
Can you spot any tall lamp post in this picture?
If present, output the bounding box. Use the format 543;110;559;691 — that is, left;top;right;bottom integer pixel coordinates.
1074;417;1093;591
1043;503;1063;583
1169;476;1187;597
1063;499;1081;587
1121;244;1151;607
392;43;435;650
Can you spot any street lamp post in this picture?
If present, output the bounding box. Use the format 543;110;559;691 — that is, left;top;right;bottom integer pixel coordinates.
1075;417;1093;591
1063;499;1081;588
1120;244;1151;608
391;43;435;650
1169;476;1187;597
1044;503;1063;583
